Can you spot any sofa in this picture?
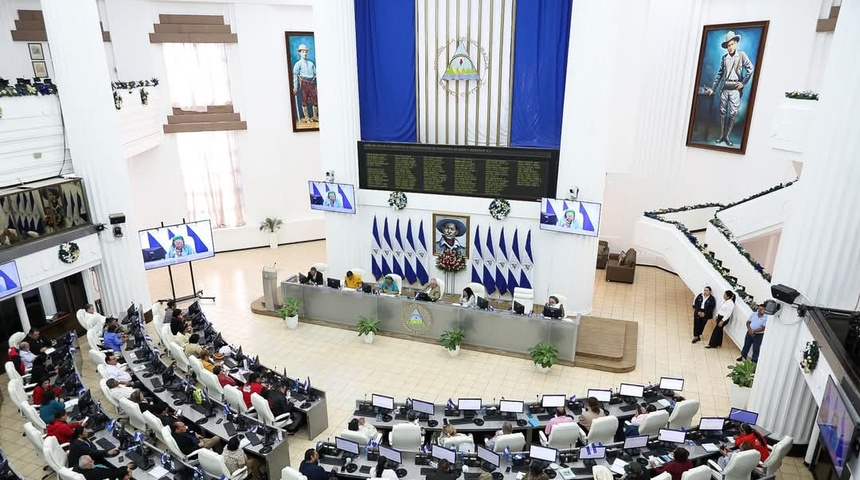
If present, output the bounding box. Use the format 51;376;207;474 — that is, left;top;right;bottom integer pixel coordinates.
606;248;636;283
596;240;609;269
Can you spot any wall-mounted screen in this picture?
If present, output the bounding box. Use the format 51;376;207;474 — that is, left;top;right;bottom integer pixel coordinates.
0;260;23;300
817;376;859;477
308;181;356;214
539;198;601;237
138;220;215;271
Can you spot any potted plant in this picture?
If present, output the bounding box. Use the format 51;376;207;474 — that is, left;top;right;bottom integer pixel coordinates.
727;359;756;408
528;342;559;373
356;316;380;344
439;328;465;357
259;217;283;249
278;297;300;329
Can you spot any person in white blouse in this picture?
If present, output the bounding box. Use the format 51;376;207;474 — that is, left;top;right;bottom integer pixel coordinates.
707;290;736;348
460;287;478;308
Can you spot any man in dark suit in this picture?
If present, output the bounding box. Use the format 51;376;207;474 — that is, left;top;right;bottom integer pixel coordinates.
692;286;716;343
299;448;337;480
264;383;305;434
67;426;117;469
306;267;324;285
23;328;51;353
74;455;133;480
426;459;458;480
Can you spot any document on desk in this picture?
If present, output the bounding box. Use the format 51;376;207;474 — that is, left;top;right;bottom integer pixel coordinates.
65;398;80;410
657;399;672;408
44;347;56;355
702;443;720;453
610;459;629;475
239;438;251;450
148;465;169;478
132;364;148;372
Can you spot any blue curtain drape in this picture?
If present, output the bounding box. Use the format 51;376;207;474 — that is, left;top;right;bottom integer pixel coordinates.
509;0;573;149
354;0;417;142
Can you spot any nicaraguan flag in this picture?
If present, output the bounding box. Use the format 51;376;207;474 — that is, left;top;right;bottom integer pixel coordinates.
404;219;418;284
416;220;430;284
507;229;520;293
496;227;508;295
520;230;533;289
392;219;404;279
472;225;483;284
371;216;382;280
483;226;496;295
381;218;393;276
447;398;456;410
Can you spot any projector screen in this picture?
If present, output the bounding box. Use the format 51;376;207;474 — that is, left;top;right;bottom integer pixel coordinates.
0;260;23;300
138;220;215;271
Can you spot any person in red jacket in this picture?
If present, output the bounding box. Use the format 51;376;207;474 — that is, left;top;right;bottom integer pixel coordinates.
46;411;86;444
241;372;264;408
7;346;25;375
735;423;769;462
32;378;64;405
651;447;693;480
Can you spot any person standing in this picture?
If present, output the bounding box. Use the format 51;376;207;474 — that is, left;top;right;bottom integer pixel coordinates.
707;290;736;348
738;304;768;363
692;286;716;343
704;31;755;146
292;44;319;124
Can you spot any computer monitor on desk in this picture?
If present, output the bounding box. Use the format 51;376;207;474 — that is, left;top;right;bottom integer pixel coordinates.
587;389;612;403
728;408;758;425
530;445;559;463
477;297;489;310
379;445;402;466
327;278;341;289
412;399;435;417
513;302;526;315
541;394;566;408
500;400;524;415
698;417;725;432
579;445;606;466
299;273;309;284
542;305;563;319
623;435;649;453
458;398;482;416
432;445;456;464
659;377;684;392
372;394;395;412
477;445;500;470
335;437;360;457
658;429;686;444
619;383;645;399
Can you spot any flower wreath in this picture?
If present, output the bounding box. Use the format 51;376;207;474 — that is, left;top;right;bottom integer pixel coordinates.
489;198;511;220
59;242;81;264
800;340;819;374
435;249;467;273
388;191;407;210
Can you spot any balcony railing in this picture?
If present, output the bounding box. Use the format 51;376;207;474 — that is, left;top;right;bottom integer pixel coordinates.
0;177;91;251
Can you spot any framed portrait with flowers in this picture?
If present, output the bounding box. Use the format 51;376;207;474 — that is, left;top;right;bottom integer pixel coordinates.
432;213;470;258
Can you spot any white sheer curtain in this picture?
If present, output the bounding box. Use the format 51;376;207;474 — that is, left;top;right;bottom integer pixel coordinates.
175;131;245;228
163;43;232;109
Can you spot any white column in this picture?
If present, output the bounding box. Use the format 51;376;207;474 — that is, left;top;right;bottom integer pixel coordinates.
41;0;151;316
15;294;30;332
80;268;98;305
38;285;57;317
313;1;363;278
749;0;860;442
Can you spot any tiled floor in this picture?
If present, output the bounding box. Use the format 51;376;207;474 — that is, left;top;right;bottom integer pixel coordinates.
0;240;811;479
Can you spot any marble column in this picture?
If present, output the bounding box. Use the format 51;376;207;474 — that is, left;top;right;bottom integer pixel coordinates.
312;1;364;277
748;0;860;442
41;0;150;315
15;295;30;332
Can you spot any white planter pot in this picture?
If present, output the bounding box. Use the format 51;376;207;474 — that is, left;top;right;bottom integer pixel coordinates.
268;233;279;249
730;383;751;409
535;364;551;373
285;315;299;329
362;332;375;344
447;346;460;357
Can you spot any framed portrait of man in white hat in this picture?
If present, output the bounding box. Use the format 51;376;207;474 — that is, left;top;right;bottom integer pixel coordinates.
285;31;319;132
432;213;470;257
686;21;769;154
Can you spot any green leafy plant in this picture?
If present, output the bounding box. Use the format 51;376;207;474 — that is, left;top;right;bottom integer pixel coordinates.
439;328;466;351
259;217;283;233
278;297;300;318
356;316;380;336
727;359;756;388
528;342;560;369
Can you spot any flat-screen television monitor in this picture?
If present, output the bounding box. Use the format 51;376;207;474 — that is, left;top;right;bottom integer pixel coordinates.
587;389;612;403
458;398;482;411
308;181;356;214
579;445;606;460
513;302;525;315
728;407;759;425
623;435;649;450
0;260;23;300
335;436;359;456
412;399;434;416
477;445;500;468
699;417;725;431
658;429;686;444
139;219;215;270
816;376;859;477
499;400;524;413
372;394;394;411
659;377;684;391
431;445;456;464
530;445;558;463
327;278;341;289
619;383;645;398
541;394;566;408
379;445;402;465
539;198;601;237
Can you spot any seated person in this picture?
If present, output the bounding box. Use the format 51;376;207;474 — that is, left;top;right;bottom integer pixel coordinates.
375;456;398;479
264;382;306;433
163;300;176;324
68;426;117;469
102;324;126;351
623;460;651;480
29;354;56;385
717;442;753;469
651;447;693;480
173;323;192;348
378;275;399;293
47;411;86;444
419;278;442;301
128;390;153;414
485;421;512;451
23;328;52;353
104;316;128;335
154;402;201;435
169;309;187;336
578;397;606;430
75;455;133;480
7;344;25;375
344;270;363;289
105;378;135;402
104;354;134;385
348;417;378;440
735;423;770;461
222;436;264;478
305;267;324;286
437;423;469;446
82;304;108;330
545;406;573;435
460;287;477;308
40;389;67;425
624;404;656;436
299;448;338;480
543;296;565;318
241;372;265;408
171;420;222;455
523;460;549;480
17;341;37;370
32;377;63;405
165;235;195;259
214;365;237;387
183;334;207;358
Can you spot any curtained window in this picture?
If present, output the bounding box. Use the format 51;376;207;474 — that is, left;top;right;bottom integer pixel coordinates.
162;43;245;227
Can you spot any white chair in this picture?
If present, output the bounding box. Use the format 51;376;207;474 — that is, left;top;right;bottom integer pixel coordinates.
161;425;201;461
99;379;121;414
96;364;110;380
668;400;700;430
434;277;445;295
143;411;166;441
223;385;256;417
340;429;382;446
159;324;174;346
151;302;165;320
251;392;293;428
188;355;204;378
7;378;32;416
466;282;487;299
198;448;248;479
5;361;35;389
512;287;535;313
22;402;46;431
653;473;672;480
707;449;761;480
8;331;25;348
58;468;87;480
681;465;713;480
43;435;68;474
85;329;108;353
592;465;613;480
281;466;308;480
24;422;53;478
758;436;794;477
199;369;225;400
119;397;147;431
390;423;422;451
387;274;403;294
312;262;328;284
167;342;191;373
539;422;582;448
76;309;90;331
585;416;618;445
492;433;526;452
349;268;367;281
637;410;670;437
441;434;475;452
548;293;570;317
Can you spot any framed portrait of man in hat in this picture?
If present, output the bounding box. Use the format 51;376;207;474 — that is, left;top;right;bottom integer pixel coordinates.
432;213;470;257
686;21;769;154
285;31;319;132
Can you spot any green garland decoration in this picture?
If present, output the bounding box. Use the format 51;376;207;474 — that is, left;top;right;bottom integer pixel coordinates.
111;78;159;110
800;340;819;374
717;181;796;212
785;91;819;101
58;242;81;264
710;217;772;282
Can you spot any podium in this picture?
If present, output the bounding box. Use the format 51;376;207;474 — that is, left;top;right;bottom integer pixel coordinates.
262;267;279;311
